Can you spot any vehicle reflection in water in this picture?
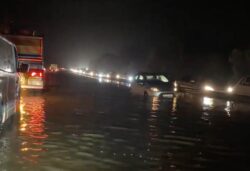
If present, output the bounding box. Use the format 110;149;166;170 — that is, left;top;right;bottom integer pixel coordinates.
148;97;160;140
172;96;177;113
151;96;160;112
19;95;47;163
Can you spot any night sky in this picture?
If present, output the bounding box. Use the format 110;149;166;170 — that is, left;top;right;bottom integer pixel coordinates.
1;0;250;78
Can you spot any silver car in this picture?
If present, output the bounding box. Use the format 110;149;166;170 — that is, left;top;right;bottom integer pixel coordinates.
0;36;24;126
130;72;174;98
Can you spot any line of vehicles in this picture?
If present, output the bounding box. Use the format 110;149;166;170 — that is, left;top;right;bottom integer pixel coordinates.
3;34;46;90
72;68;250;100
0;33;46;127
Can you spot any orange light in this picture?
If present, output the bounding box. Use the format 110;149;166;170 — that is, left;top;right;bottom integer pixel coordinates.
39;73;43;77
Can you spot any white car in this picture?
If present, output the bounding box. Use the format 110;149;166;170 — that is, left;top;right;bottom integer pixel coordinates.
0;36;26;126
130;73;173;97
226;76;250;97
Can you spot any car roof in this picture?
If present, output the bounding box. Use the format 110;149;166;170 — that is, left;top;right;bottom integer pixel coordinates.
0;35;16;47
136;72;167;75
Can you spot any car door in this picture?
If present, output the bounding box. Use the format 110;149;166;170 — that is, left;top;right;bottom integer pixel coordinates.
0;38;11;124
5;44;18;119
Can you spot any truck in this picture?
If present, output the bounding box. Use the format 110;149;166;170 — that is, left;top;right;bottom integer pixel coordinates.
3;35;45;90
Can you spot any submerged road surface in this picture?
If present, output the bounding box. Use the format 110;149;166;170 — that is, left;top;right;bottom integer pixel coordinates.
1;71;250;170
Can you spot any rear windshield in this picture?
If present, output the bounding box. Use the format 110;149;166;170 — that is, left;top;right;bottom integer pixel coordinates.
29;63;43;70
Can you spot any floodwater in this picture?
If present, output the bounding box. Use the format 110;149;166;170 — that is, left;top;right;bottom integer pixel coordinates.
1;72;250;171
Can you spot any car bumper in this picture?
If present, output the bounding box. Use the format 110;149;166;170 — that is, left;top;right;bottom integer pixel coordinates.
21;77;44;90
21;85;44;90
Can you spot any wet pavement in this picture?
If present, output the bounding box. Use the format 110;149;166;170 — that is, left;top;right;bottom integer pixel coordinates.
1;71;250;171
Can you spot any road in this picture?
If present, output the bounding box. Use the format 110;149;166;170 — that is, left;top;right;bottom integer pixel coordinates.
1;71;250;171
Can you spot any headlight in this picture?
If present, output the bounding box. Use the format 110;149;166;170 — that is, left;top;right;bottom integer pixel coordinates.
98;73;103;78
203;97;214;106
174;81;178;87
151;87;159;92
128;76;133;82
227;87;234;93
204;85;214;92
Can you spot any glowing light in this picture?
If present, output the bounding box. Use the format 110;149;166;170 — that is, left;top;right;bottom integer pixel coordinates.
116;74;120;79
227;87;233;93
204;85;214;92
174;87;178;92
203;97;214;106
106;74;110;78
174;81;178;87
151;87;159;92
98;73;103;78
5;68;12;72
152;96;160;111
128;76;133;82
31;72;36;77
90;72;94;76
19;96;48;161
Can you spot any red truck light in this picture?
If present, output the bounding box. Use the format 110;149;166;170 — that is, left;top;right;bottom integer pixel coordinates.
29;69;44;77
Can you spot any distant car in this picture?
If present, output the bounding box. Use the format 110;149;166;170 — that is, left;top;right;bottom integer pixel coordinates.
130;72;174;97
174;75;223;95
174;75;199;94
0;36;27;125
19;62;45;90
226;76;250;97
49;64;59;72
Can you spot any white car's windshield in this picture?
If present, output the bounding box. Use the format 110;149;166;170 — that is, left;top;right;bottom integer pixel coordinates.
145;75;169;83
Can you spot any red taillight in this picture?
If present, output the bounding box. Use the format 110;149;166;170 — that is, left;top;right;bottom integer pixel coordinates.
29;69;44;77
31;72;37;77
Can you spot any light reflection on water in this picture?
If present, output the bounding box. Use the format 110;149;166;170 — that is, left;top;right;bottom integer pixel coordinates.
18;95;47;164
1;90;250;170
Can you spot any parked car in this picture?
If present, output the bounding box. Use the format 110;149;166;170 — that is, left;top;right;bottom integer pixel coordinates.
0;36;27;126
130;72;174;97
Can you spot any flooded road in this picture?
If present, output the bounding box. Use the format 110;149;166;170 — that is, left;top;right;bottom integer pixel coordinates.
1;72;250;170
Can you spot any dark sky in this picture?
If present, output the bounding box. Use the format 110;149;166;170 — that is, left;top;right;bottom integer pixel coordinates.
1;0;250;72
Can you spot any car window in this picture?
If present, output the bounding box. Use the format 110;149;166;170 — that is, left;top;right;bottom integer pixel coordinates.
0;38;15;72
144;74;169;83
156;75;169;82
146;75;154;80
29;63;43;70
139;75;144;80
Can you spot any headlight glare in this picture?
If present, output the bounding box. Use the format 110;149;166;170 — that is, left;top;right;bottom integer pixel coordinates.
151;87;159;92
204;85;214;92
227;87;233;93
